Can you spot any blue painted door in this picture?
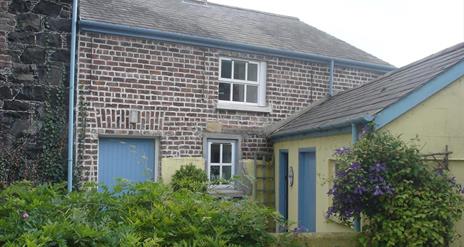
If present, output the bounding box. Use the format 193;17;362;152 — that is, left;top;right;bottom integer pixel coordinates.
98;138;155;189
298;150;316;232
279;151;289;222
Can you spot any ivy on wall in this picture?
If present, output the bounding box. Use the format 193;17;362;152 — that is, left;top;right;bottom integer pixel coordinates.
0;85;78;187
36;86;67;183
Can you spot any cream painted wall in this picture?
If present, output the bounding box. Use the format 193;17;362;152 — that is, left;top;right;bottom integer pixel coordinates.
273;133;353;232
160;157;205;184
273;76;464;236
384;76;464;160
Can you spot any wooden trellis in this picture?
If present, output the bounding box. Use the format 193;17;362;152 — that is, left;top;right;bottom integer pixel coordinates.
253;152;275;208
421;145;453;170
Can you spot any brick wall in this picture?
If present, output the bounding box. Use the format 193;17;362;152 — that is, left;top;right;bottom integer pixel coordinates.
76;32;383;180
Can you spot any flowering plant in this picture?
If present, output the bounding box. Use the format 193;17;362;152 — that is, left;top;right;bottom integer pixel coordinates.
328;130;464;246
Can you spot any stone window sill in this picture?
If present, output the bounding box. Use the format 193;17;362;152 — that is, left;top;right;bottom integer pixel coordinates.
216;101;272;113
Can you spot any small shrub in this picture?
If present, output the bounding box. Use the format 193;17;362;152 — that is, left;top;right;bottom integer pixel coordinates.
0;181;279;246
328;130;464;247
171;164;208;192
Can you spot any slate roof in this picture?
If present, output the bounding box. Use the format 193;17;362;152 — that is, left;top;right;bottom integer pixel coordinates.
79;0;390;66
271;42;464;137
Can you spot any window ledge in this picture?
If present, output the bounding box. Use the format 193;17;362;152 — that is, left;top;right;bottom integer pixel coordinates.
216;101;272;113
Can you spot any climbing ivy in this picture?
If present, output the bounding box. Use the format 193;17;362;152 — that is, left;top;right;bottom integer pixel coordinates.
0;84;73;186
36;86;67;183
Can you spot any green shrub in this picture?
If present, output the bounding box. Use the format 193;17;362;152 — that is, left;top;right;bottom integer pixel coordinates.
171;164;208;192
0;181;279;246
328;130;464;247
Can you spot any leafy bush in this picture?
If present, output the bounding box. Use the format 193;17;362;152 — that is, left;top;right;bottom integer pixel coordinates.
171;164;208;192
0;181;279;246
328;131;464;247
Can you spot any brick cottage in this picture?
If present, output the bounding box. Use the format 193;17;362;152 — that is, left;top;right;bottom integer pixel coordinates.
74;0;394;188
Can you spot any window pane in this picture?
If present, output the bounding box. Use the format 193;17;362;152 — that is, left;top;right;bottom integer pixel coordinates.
222;143;232;163
222;166;232;180
232;84;245;102
221;60;232;79
246;85;258;103
219;82;231;101
210;165;220;180
210;143;220;163
233;61;246;80
247;63;258;81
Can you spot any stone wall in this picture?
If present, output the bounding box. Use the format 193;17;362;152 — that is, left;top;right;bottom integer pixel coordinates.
76;32;384;181
0;0;71;182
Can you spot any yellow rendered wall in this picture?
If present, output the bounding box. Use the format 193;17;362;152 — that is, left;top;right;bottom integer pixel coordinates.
160;157;204;184
383;76;464;160
273;133;353;232
384;76;464;247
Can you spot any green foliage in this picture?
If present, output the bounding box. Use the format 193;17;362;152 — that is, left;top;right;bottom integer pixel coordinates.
37;86;67;183
330;130;464;247
171;164;208;192
0;181;279;246
0;86;71;186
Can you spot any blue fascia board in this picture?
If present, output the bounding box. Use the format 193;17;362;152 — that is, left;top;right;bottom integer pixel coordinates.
374;59;464;129
271;115;373;142
271;126;352;142
79;19;395;73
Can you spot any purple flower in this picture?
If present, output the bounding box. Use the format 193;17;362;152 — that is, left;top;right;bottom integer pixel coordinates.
21;212;29;220
368;173;385;183
325;207;335;219
335;169;346;178
359;125;373;138
370;163;386;173
328;186;337;195
350;162;361;170
373;185;384;196
383;185;394;194
334;147;351;156
354;186;366;195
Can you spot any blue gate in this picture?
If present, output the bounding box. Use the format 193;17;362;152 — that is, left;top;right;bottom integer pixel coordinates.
98;138;155;189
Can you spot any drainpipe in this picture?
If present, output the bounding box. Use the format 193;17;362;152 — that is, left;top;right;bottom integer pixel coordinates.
67;0;78;192
328;60;334;96
351;122;361;232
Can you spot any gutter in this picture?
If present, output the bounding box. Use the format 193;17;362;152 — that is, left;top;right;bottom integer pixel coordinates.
329;60;334;96
79;20;395;73
270;115;373;141
67;0;78;192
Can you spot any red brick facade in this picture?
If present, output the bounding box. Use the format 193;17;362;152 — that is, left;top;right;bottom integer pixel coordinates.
76;32;383;180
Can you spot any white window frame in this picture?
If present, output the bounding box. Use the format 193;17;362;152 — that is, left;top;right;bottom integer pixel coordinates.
207;140;236;184
218;58;267;108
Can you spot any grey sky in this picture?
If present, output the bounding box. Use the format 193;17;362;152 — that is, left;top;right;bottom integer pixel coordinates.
211;0;464;67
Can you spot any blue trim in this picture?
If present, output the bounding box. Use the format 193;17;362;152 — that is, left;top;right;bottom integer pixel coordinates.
79;20;395;73
278;150;289;228
351;123;361;232
329;60;335;96
351;123;358;145
299;147;316;152
375;59;464;129
67;0;78;192
271;115;373;142
272;126;351;142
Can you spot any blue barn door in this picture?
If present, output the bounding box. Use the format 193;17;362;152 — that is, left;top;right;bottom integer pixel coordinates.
98;138;155;189
279;150;289;227
298;149;316;232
